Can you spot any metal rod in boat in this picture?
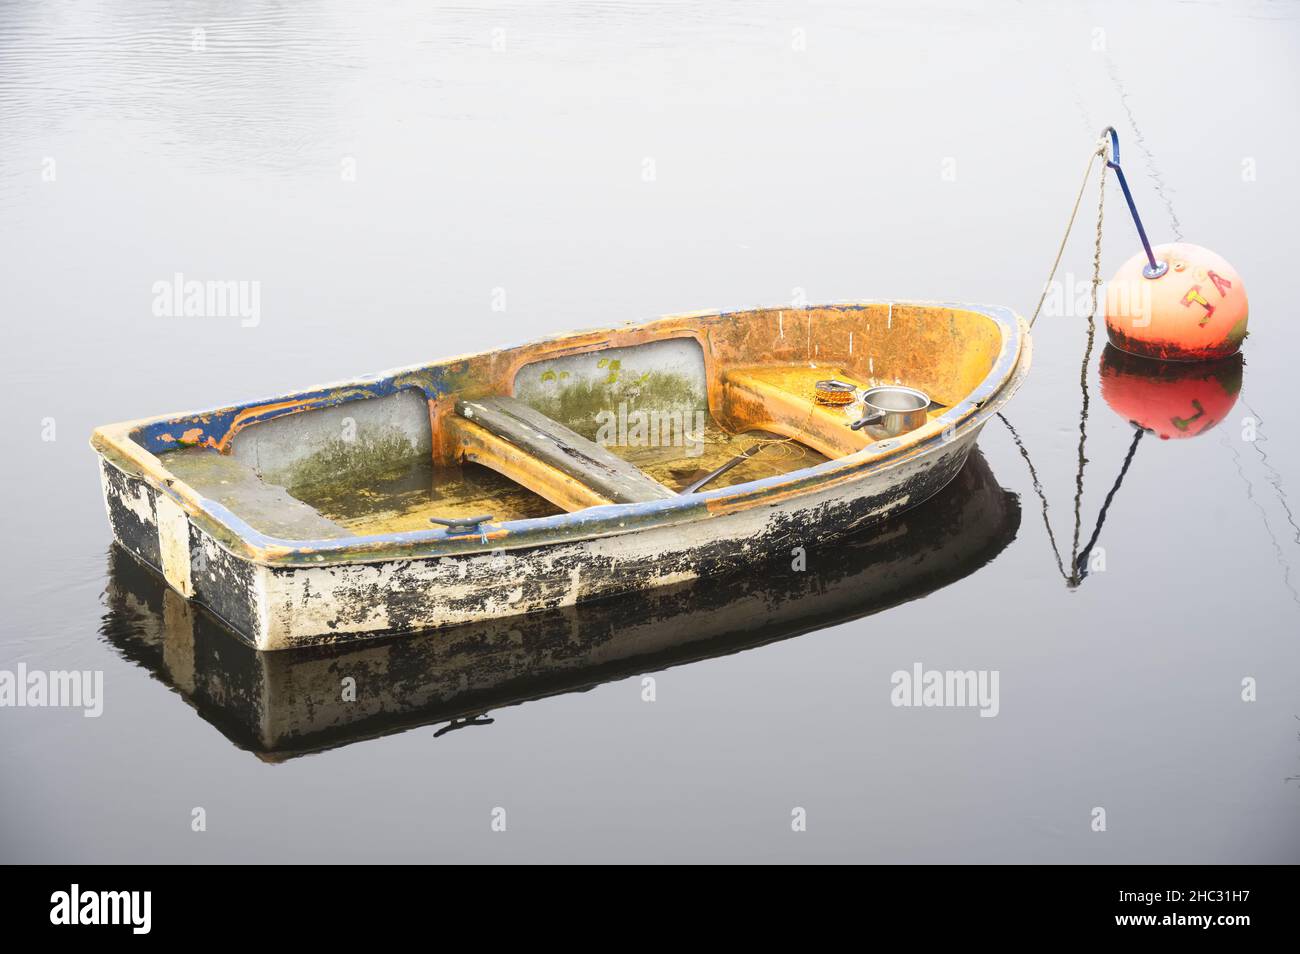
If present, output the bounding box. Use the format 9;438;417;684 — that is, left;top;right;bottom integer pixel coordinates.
681;431;783;495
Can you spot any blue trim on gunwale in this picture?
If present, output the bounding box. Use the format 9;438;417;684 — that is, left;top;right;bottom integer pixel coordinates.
131;370;453;453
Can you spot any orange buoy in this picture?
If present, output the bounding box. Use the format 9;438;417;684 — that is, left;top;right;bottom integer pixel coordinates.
1104;242;1248;362
1099;344;1242;440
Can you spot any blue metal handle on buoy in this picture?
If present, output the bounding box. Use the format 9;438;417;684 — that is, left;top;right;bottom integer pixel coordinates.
1102;127;1168;280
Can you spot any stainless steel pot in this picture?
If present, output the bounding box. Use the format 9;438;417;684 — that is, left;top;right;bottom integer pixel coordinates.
849;385;932;437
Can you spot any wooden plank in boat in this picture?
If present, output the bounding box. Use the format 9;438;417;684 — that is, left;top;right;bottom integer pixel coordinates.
446;416;618;511
455;396;677;505
721;366;873;459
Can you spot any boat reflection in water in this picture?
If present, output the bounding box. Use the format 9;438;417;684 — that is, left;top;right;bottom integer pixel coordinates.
100;450;1020;760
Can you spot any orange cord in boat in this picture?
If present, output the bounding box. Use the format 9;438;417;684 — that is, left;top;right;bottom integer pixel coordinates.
814;379;856;406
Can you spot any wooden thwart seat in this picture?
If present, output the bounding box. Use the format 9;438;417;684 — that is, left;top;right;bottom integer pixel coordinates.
453;396;677;507
720;366;874;459
719;365;946;458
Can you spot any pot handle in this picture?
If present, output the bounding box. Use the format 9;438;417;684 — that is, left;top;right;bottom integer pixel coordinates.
850;412;884;431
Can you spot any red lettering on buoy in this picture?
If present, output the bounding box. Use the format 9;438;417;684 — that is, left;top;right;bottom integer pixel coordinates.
1180;285;1215;326
1207;270;1232;298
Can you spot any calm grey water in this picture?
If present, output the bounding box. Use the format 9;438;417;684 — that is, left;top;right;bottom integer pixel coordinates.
2;0;1298;863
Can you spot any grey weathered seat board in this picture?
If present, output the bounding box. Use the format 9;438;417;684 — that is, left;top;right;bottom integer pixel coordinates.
162;447;352;540
456;396;677;504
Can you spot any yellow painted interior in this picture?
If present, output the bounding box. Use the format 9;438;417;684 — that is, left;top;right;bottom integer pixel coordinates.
98;303;1012;545
428;304;1003;511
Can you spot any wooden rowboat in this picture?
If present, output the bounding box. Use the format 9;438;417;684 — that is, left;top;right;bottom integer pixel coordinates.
91;301;1030;650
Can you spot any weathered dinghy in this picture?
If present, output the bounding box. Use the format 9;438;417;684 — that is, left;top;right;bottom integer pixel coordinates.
92;302;1030;650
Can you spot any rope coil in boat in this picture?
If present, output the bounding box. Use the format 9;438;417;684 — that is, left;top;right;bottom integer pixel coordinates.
813;379;857;406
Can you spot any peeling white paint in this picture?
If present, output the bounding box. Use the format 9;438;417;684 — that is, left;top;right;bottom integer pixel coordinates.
250;437;973;650
113;468;156;526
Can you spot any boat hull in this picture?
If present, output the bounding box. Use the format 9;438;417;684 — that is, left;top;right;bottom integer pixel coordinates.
100;425;980;650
